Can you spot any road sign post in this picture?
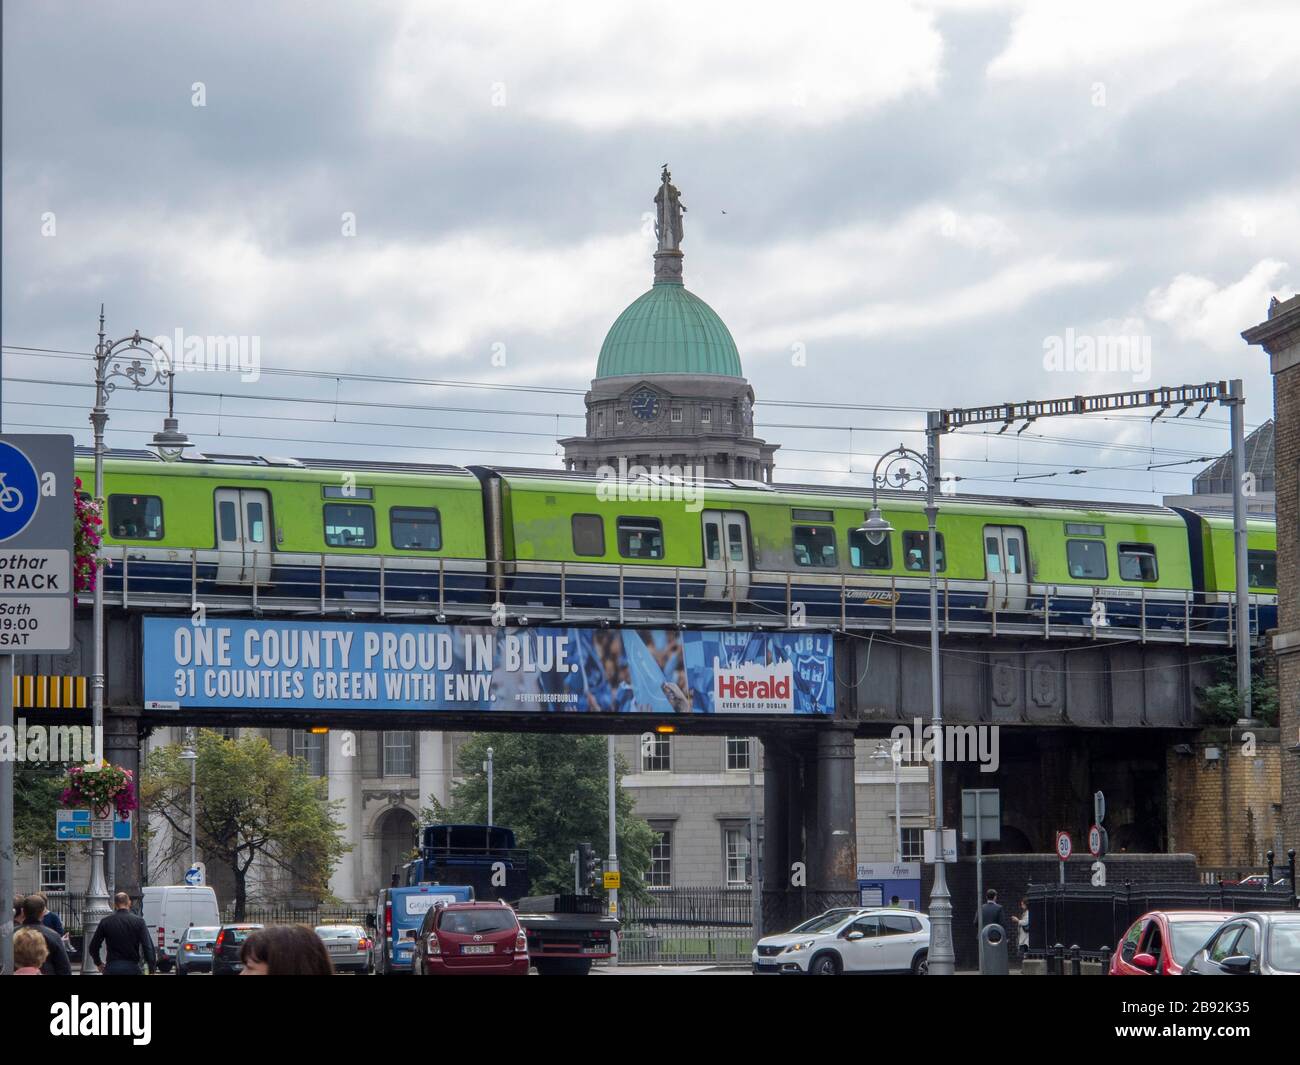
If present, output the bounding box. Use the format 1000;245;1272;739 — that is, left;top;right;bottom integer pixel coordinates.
1055;831;1072;885
0;434;74;976
962;789;1001;928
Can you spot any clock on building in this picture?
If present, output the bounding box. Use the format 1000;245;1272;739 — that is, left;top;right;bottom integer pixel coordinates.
631;389;660;421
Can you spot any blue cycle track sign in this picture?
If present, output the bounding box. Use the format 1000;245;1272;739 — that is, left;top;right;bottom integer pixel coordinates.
0;435;74;653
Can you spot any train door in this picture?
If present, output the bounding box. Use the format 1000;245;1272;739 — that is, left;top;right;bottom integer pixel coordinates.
983;525;1028;611
701;510;751;601
214;488;273;585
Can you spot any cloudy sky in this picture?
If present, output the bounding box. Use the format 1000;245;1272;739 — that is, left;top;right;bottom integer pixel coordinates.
3;0;1298;502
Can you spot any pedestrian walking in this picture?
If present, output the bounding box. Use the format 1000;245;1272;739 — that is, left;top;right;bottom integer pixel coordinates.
35;894;66;937
20;895;72;976
89;892;157;975
239;925;334;975
13;927;49;975
1014;897;1030;956
978;888;1007;932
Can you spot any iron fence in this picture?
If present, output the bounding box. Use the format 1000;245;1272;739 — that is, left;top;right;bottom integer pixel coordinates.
622;886;752;928
220;904;371;927
615;928;753;966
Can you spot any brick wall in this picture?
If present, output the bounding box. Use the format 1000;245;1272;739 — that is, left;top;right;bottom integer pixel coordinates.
1166;729;1282;864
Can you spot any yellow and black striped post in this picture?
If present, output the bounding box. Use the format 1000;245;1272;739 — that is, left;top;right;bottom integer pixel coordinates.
12;675;88;710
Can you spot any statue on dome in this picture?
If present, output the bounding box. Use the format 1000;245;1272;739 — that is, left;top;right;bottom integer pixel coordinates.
654;165;686;252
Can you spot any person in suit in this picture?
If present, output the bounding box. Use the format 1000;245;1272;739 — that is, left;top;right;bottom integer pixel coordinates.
19;895;72;975
978;888;1007;932
89;892;156;975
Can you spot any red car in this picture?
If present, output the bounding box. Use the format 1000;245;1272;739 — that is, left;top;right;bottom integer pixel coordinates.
1110;911;1234;976
412;901;530;976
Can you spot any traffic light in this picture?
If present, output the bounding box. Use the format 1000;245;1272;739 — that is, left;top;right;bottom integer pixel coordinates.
577;842;600;890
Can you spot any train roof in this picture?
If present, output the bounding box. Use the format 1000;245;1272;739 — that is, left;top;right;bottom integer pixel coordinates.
77;446;475;477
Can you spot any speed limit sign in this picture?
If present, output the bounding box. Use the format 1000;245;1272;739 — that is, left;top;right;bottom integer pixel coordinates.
1055;831;1073;861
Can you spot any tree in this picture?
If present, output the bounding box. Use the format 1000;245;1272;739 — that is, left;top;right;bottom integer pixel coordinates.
142;730;350;918
423;733;658;902
1196;655;1278;726
14;765;65;858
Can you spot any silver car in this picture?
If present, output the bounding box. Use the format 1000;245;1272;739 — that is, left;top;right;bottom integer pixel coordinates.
315;924;374;974
177;925;219;975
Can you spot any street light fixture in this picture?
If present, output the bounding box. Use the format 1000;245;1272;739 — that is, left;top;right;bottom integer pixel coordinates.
83;310;185;974
855;413;954;974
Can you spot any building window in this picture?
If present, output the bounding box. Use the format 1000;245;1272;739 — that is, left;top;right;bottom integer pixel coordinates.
39;849;67;892
382;731;415;776
901;828;924;862
571;513;605;557
641;733;671;772
701;408;711;424
390;507;441;551
902;531;946;572
671;407;683;423
1118;542;1158;582
615;410;625;426
725;736;751;771
792;525;837;567
596;411;604;429
107;495;164;540
291;730;325;776
725;409;733;425
323;503;375;548
723;826;751;885
648;825;673;888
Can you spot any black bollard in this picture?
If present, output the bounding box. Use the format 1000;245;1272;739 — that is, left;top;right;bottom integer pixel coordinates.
1052;942;1065;976
1070;944;1081;976
1100;945;1112;974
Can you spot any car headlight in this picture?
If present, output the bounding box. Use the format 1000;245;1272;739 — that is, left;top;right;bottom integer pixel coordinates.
782;940;816;953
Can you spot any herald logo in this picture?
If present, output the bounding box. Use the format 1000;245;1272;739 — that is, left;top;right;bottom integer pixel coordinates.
714;659;794;709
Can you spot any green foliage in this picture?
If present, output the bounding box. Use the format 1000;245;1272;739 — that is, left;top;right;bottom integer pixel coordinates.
13;767;66;858
1196;656;1278;726
422;733;658;902
142;730;350;917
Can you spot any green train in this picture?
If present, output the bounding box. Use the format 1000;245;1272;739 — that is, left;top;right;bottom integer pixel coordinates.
81;448;1276;638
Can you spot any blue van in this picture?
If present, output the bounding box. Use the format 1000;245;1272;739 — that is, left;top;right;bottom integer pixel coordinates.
372;883;475;974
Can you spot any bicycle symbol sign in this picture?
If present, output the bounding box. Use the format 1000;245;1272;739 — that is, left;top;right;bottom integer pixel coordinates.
0;440;41;542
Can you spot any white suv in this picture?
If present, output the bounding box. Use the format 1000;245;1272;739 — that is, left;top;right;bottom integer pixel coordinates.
752;908;930;975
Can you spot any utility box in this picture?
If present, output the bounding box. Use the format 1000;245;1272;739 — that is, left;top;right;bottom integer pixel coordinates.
979;923;1009;975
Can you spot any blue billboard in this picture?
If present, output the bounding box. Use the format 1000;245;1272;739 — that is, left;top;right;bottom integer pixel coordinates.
142;617;834;716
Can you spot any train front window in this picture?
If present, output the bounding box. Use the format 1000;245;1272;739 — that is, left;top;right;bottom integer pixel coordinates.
108;495;164;540
1247;549;1276;589
1067;540;1107;580
323;504;375;548
1118;543;1158;582
617;518;664;560
792;526;837;568
391;507;441;551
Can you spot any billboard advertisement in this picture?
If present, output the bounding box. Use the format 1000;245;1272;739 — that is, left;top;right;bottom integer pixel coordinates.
142;617;834;716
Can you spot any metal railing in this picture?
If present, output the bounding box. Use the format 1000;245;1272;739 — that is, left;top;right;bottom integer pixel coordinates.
615;928;753;966
87;547;1267;647
622;886;753;928
220;904;371;927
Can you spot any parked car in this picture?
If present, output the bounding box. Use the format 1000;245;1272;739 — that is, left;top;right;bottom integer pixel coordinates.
1182;912;1300;975
752;908;930;975
211;924;264;975
176;925;220;976
412;901;529;975
1109;911;1233;976
370;884;476;974
315;924;374;974
141;886;221;974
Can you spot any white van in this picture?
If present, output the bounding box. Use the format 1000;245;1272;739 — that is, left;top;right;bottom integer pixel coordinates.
141;886;221;973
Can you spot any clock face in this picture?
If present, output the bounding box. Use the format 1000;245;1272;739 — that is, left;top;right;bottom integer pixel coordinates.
631;389;660;421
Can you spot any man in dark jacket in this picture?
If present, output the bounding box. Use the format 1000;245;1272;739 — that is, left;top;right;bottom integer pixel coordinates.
20;895;73;976
90;892;156;975
978;888;1007;932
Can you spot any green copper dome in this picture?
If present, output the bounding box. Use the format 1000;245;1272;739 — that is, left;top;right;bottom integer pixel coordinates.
595;280;743;379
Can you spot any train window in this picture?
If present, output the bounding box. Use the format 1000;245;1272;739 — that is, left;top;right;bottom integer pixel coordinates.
792;526;837;568
705;522;722;561
848;529;891;570
727;524;745;562
617;517;664;560
323;504;375;548
1118;543;1158;582
1247;550;1276;588
390;507;441;551
1065;522;1105;537
108;495;164;540
572;514;605;557
902;531;945;572
1066;540;1107;579
218;500;238;542
985;537;1002;574
246;500;266;544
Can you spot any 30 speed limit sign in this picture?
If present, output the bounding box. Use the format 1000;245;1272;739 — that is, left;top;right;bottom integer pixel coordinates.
1055;831;1073;861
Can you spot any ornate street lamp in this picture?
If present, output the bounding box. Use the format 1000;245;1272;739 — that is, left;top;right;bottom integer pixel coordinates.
855;412;954;974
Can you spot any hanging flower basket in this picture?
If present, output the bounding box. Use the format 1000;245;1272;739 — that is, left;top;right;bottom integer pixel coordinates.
61;761;137;818
74;477;108;593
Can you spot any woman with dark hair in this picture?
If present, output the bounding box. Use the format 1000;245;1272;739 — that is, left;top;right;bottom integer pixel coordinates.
239;924;334;976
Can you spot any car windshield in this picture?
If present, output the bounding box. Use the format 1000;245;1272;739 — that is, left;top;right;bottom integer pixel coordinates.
437;909;515;935
1170;921;1225;964
223;926;259;943
186;927;218;941
315;926;363;938
787;912;854;935
1268;922;1300;972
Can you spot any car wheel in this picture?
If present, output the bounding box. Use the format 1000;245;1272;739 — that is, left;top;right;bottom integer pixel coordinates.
177;965;187;976
911;951;929;976
809;953;840;976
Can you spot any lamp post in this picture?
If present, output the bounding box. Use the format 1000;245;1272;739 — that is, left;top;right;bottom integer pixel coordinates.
872;741;902;864
84;311;191;973
484;747;494;825
179;741;198;873
856;412;954;974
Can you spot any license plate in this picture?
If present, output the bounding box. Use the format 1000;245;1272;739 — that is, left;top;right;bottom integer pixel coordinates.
581;947;605;954
328;943;350;953
461;944;494;955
